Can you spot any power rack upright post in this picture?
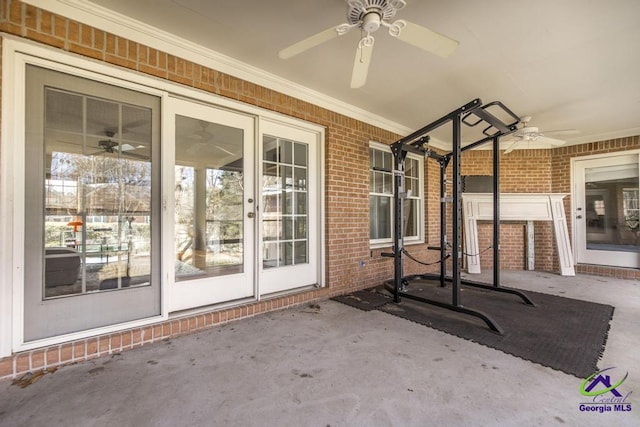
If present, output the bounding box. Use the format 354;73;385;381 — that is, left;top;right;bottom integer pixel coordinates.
384;99;535;335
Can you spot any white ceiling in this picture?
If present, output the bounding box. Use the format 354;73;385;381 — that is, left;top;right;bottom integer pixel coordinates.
59;1;640;148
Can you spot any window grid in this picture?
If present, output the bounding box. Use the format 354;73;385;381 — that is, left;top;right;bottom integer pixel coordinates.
262;135;309;269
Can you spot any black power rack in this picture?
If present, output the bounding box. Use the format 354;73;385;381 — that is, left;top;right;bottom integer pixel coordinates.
382;99;535;334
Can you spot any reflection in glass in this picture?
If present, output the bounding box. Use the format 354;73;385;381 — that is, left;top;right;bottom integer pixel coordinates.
43;88;153;298
174;115;244;281
262;135;309;269
585;163;640;252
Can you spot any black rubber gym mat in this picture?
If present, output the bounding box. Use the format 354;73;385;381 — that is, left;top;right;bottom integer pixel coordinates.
334;280;613;378
332;289;391;311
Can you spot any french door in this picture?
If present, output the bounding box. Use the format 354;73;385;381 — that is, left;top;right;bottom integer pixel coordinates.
167;99;256;311
259;119;321;295
167;103;322;307
574;152;640;268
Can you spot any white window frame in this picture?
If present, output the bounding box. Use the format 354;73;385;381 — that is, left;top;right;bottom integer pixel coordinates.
369;141;424;248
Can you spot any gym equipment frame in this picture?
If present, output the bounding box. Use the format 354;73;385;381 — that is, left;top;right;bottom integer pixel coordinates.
383;98;535;335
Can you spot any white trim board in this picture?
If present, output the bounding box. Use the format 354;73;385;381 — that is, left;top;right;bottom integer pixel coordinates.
462;193;575;276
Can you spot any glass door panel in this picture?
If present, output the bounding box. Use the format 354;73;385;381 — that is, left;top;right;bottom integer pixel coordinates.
574;153;640;268
174;115;244;280
167;99;255;312
44;91;154;297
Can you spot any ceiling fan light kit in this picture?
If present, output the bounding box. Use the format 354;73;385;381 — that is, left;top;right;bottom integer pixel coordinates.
279;0;459;88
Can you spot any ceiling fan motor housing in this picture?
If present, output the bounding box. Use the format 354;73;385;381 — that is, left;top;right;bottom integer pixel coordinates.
362;12;381;32
347;0;403;29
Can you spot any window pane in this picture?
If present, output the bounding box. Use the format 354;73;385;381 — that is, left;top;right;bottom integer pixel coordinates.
294;241;307;264
283;216;293;240
263;136;278;161
383;171;393;194
281;242;294;266
369;195;391;240
296;192;307;215
295;217;307;240
263;242;278;268
279;139;292;164
294;142;307;166
282;165;293;190
294;167;307;190
404;199;418;238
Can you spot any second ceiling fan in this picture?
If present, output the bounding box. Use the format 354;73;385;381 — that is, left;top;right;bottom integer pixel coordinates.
279;0;459;88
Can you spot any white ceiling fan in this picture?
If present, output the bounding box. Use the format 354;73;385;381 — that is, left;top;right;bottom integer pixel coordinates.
503;117;579;153
278;0;459;88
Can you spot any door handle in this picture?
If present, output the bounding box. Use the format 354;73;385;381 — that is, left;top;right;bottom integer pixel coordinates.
247;212;255;219
576;215;582;219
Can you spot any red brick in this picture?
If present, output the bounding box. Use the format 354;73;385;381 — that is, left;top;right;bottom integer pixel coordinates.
0;357;13;378
45;347;60;366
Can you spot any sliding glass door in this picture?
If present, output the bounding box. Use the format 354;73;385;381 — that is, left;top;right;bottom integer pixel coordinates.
24;65;161;341
574;153;640;268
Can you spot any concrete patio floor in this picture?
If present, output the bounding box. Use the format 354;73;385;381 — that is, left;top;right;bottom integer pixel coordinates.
0;271;639;426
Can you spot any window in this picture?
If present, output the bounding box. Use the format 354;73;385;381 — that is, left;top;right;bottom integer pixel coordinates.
369;142;423;246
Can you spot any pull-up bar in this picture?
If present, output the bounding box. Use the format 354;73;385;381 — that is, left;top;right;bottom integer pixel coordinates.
383;98;535;335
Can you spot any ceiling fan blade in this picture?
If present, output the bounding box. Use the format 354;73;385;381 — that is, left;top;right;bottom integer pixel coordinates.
390;20;458;58
120;143;138;151
503;140;518;154
544;129;579;136
350;37;374;89
122;151;149;160
538;136;566;146
279;24;351;59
